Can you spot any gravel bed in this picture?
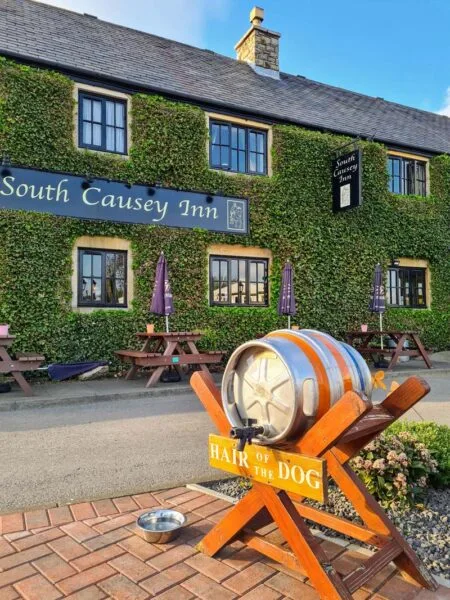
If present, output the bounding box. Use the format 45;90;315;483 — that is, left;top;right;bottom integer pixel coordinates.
202;477;450;579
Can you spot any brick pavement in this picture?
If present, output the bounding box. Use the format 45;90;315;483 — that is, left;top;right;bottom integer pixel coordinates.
0;487;448;599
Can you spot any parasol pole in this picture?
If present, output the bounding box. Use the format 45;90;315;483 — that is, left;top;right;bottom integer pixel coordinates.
288;315;291;330
165;315;169;333
379;313;383;350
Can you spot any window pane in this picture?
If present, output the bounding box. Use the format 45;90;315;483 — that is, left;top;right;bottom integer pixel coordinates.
231;149;238;172
91;278;102;302
82;99;92;121
115;102;125;127
220;125;229;145
211;145;220;166
105;253;115;277
82;277;92;301
92;100;102;123
106;126;115;151
257;133;264;153
219;260;228;303
115;253;125;279
249;152;257;172
257;154;264;173
249;132;256;151
92;254;102;277
238;128;246;149
106;101;115;126
92;124;102;146
116;128;125;153
82;253;91;277
238;151;246;173
220;147;229;167
211;124;219;144
231;127;238;149
82;122;92;145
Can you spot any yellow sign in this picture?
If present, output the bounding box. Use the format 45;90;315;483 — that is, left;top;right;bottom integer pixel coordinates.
208;434;327;503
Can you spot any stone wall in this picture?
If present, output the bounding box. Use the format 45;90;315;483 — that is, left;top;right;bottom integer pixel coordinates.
236;26;280;71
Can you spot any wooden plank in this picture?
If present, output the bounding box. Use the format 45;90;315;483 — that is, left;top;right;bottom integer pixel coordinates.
339;406;394;444
258;487;352;600
293;503;389;547
190;371;228;435
294;390;371;457
135;353;222;367
197;487;265;557
344;540;402;593
241;530;304;574
334;376;430;463
209;434;327;503
327;452;437;590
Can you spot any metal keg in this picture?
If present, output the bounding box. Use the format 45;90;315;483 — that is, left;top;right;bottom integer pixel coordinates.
222;329;372;445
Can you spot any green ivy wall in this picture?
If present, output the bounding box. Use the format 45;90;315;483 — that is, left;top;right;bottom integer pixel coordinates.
0;58;448;363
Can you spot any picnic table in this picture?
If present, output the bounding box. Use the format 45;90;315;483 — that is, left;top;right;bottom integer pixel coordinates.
346;330;432;370
0;336;44;395
115;331;224;388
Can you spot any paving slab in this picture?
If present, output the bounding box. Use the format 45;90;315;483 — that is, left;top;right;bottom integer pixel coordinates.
0;486;447;599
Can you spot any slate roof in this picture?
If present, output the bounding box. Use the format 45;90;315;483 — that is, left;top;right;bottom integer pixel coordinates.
1;0;449;155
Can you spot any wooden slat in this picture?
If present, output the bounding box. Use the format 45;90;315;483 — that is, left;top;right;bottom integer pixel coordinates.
294;390;371;457
293;503;389;547
15;352;45;362
344;540;402;593
241;530;304;575
135;353;222;367
339;406;394;444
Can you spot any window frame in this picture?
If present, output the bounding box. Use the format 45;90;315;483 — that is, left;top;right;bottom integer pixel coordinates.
386;266;427;309
387;154;427;196
209;119;268;175
78;91;127;155
209;255;269;307
77;248;128;308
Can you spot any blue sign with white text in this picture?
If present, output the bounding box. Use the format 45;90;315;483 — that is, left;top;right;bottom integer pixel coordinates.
0;166;249;234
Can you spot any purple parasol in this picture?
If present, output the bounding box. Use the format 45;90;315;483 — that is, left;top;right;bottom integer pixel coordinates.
369;263;386;348
278;261;296;328
150;252;174;332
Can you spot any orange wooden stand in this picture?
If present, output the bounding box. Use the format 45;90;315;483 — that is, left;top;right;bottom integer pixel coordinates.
190;371;437;600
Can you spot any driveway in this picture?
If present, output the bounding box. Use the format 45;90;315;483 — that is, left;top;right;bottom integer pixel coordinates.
0;369;448;514
0;393;218;514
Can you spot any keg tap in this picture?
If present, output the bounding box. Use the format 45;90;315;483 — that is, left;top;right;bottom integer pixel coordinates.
230;419;267;452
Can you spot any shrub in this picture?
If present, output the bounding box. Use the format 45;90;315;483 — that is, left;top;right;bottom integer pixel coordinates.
386;421;450;487
351;431;438;509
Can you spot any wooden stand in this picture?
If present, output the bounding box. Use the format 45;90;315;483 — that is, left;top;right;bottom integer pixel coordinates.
190;371;437;600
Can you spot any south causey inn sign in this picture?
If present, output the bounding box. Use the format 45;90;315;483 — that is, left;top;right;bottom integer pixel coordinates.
332;149;362;212
0;166;249;234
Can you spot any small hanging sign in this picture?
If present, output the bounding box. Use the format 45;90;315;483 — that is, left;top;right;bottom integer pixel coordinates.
332;149;362;212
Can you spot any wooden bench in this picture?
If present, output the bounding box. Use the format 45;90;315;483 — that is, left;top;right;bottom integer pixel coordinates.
0;342;45;396
115;350;223;368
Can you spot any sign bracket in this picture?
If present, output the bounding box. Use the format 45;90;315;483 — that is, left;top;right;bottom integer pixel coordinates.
190;371;437;599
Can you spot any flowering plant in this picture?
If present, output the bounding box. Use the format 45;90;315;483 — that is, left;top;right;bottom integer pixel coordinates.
350;431;438;509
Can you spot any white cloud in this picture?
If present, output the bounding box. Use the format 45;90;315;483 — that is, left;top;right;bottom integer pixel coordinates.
34;0;229;46
438;87;450;117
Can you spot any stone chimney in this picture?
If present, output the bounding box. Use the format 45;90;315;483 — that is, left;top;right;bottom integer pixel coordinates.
235;7;280;77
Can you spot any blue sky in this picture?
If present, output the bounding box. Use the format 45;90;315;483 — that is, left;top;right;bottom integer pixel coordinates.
36;0;450;116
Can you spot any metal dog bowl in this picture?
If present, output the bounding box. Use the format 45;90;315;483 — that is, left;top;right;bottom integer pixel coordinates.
136;509;186;544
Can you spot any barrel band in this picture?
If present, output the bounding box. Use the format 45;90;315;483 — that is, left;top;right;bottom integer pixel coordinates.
308;333;353;394
266;331;330;420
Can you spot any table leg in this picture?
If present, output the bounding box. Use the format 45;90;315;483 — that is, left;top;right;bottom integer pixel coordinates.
126;337;161;380
146;341;178;388
387;334;407;370
187;341;212;375
411;334;432;368
0;347;34;396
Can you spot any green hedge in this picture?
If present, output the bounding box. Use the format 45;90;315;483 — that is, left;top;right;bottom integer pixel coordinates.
0;57;449;364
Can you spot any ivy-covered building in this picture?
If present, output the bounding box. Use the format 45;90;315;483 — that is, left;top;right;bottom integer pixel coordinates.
0;0;449;363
